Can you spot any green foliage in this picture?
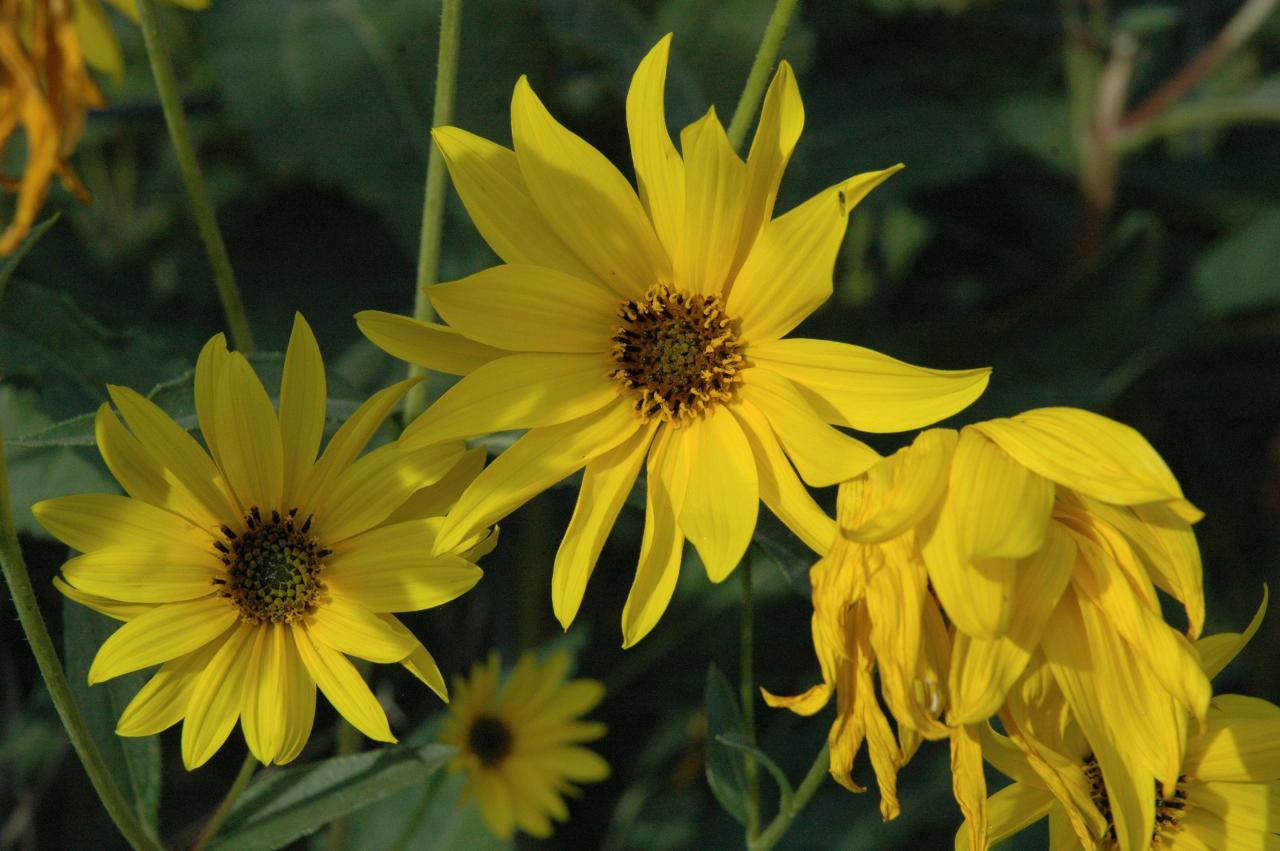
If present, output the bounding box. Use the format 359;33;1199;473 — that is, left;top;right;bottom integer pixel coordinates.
704;664;748;825
1193;207;1280;319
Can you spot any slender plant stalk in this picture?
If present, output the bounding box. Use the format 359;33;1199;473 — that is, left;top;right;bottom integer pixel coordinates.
749;742;830;851
191;751;258;851
135;0;255;353
0;429;163;851
726;0;802;151
403;0;464;421
739;553;761;841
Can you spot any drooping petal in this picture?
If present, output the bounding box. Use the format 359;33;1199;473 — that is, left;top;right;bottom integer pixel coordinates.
34;493;207;554
398;352;617;449
672;408;757;582
1197;587;1268;681
292;624;395;743
429;265;618;352
116;638;223;737
552;422;657;629
1183;694;1280;782
88;595;237;684
433;402;641;555
278;314;327;507
317;441;464;543
620;430;686;648
355;311;506;376
950;429;1055;559
674;108;745;295
511;76;668;299
326;521;482;613
841;428;955;544
431;126;597;281
61;546;220;603
950;723;988;851
956;782;1054;850
180;623;255;770
400;640;448;702
73;0;125;80
751;338;991;433
728;167;901;341
920;496;1016;640
626;34;684;259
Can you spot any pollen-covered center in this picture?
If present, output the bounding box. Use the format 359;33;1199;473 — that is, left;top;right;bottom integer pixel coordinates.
467;714;514;768
609;284;746;425
215;507;327;624
1083;754;1188;848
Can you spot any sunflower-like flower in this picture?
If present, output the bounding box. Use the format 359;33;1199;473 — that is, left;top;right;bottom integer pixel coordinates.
34;315;492;769
968;598;1275;851
0;0;208;254
358;34;990;647
440;651;608;839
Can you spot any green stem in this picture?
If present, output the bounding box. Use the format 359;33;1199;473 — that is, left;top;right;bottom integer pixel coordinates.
191;751;257;851
0;429;163;851
740;553;761;842
726;0;802;151
135;0;255;354
403;0;464;421
748;741;829;851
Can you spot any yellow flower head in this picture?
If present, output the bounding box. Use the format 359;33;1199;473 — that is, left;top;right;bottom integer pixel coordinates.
34;315;492;769
440;650;608;839
358;34;991;647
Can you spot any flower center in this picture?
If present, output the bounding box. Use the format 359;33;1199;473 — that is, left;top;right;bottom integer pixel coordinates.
1083;754;1189;849
467;714;514;768
214;507;327;624
609;284;746;425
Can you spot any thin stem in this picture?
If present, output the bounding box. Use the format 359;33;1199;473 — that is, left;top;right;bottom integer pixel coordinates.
748;741;829;851
325;707;367;850
726;0;802;152
135;0;255;353
403;0;464;421
0;428;163;851
191;751;258;851
739;553;761;841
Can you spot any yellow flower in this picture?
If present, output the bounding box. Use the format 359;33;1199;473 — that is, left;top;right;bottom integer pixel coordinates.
968;598;1275;851
34;315;491;769
358;34;990;647
440;651;609;839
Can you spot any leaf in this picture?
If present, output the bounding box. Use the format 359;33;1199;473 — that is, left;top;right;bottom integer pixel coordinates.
750;521;813;597
344;770;512;851
715;732;794;811
1193;207;1280;319
0;214;59;299
62;599;162;834
704;664;747;825
207;743;455;851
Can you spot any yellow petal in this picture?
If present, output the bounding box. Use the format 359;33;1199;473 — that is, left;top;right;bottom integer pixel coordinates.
293;624;395;743
73;0;124;81
354;311;505;376
88;595;237;684
306;599;420;663
957;782;1054;850
950;723;989;851
431;126;597;281
384;445;486;523
326;522;482;613
278;314;327;506
971;408;1197;517
729;167;900;341
675;108;745;295
1197;586;1268;680
951;429;1055;559
433;402;641;555
430;265;618;352
54;577;154;622
194;334;231;480
751;338;991;433
626;34;684;259
620;429;685;648
276;640;316;765
920;497;1016;640
729;401;835;555
116;639;222;737
400;640;448;702
318;441;465;543
62;546;220;603
552;422;657;629
241;625;287;764
34;493;206;554
1183;695;1280;782
674;409;757;582
841;428;955;544
211;352;284;512
738;368;879;486
399;352;617;448
180;623;256;770
511;77;669;298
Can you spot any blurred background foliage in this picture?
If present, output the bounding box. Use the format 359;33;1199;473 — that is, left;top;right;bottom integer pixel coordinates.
2;0;1279;848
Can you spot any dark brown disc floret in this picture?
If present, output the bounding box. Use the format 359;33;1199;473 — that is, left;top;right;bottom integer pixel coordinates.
213;507;327;624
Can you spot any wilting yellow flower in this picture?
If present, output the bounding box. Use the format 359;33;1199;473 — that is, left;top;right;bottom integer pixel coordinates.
34;315;491;769
441;651;608;839
358;34;990;647
968;598;1275;851
0;0;208;254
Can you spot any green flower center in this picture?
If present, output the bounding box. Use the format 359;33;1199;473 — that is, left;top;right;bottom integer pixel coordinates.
1082;753;1188;849
215;507;327;624
467;714;514;768
610;284;745;425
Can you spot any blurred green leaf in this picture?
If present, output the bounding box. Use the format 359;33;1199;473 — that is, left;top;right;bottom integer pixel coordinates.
62;600;162;834
750;525;812;597
209;744;456;851
704;664;747;825
715;732;794;810
1115;75;1280;154
342;770;511;851
1113;3;1180;36
1193;207;1280;319
0;215;59;300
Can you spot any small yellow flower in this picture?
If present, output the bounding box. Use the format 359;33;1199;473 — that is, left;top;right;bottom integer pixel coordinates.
35;315;492;769
440;651;608;839
358;34;990;647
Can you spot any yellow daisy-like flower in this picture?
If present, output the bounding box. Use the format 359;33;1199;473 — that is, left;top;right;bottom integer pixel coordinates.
969;600;1276;851
358;34;991;647
34;315;491;769
440;651;609;839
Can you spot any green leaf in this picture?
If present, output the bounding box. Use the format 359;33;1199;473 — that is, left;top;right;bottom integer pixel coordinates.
208;743;455;851
344;770;512;851
1193;207;1280;319
704;664;747;825
750;523;813;597
62;599;162;833
0;214;59;299
715;732;794;811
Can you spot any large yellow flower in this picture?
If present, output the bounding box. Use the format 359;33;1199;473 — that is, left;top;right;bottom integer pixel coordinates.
440;650;609;839
34;315;491;769
358;35;990;647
